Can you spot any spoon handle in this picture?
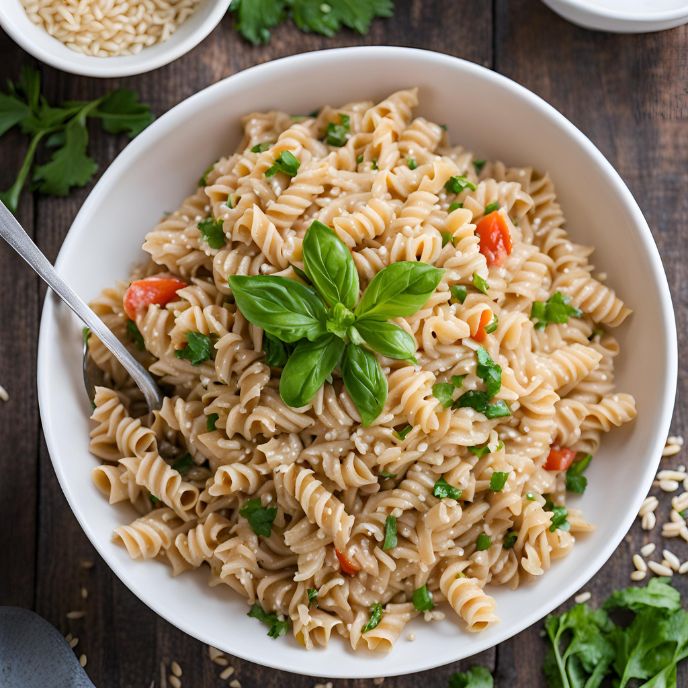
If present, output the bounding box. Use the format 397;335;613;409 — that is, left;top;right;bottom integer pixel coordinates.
0;202;163;411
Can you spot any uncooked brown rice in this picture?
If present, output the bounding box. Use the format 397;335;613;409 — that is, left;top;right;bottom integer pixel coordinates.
20;0;203;58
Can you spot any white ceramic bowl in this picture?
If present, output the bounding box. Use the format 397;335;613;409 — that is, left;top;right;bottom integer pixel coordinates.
37;47;677;678
542;0;688;32
0;0;227;78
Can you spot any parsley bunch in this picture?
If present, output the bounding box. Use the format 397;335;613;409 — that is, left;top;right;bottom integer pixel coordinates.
229;220;443;425
544;578;688;688
230;0;394;45
0;68;153;212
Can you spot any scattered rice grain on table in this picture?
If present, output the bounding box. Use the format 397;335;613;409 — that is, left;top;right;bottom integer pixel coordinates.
373;679;386;686
229;680;241;688
219;666;235;680
169;676;181;688
20;0;203;58
630;570;647;581
79;654;87;667
632;554;647;572
640;542;656;557
171;662;182;678
648;561;673;577
66;610;85;620
0;384;8;402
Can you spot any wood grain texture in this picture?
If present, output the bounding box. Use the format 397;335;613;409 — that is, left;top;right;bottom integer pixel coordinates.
0;0;686;685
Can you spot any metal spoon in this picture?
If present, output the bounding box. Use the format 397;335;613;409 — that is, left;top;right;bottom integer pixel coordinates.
0;201;163;411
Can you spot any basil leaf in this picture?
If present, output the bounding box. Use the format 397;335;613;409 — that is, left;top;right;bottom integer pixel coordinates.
489;471;509;491
307;588;318;607
476;347;502;398
326;302;356;338
476;533;492;550
362;603;383;633
531;291;583;330
383;515;397;550
432;382;455;408
265;150;300;178
279;335;345;407
450;284;467;304
171;453;194;475
394;424;413;441
433;477;461;500
198;217;226;249
354;319;417;362
240;498;277;537
503;531;518;550
175;331;215;365
412;585;434;612
229;275;327;343
325;113;350;147
355;262;444;320
341;344;387;426
206;413;219;431
263;332;292;368
302;220;359;308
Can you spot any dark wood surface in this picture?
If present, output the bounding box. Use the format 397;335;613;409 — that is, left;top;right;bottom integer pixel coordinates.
0;2;686;686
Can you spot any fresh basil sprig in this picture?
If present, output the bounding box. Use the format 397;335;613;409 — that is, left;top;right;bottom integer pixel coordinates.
228;221;443;424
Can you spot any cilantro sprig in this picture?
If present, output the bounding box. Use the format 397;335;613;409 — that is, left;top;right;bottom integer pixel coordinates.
531;292;582;329
175;332;215;366
0;67;153;212
239;498;277;537
247;603;289;639
449;666;493;688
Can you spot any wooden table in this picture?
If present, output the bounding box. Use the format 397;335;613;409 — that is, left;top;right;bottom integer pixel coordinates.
1;2;686;685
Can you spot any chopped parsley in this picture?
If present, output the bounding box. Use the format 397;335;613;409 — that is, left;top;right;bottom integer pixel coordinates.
407;157;417;170
307;588;318;607
445;175;477;195
433;477;461;500
472;272;489;294
454;391;511;419
484;314;499;334
476;347;502;397
489;471;509;492
239;498;277;537
473;159;486;174
393;424;413;441
148;492;161;507
545;500;570;532
441;231;454;247
531;292;582;330
383;515;397;550
226;195;234;209
206;412;219;431
448;665;493;688
566;453;593;494
198;217;226;249
247;603;289;639
325;113;350;147
469;444;491;459
448;201;463;212
198;163;214;186
356;153;364;164
371;159;378;170
526;492;536;501
126;319;145;350
379;470;397;479
484;201;500;214
175;331;215;366
361;603;383;633
82;326;91;345
451;375;465;388
450;284;468;304
503;531;518;549
171;453;194;475
250;141;273;153
412;585;435;612
266;150;300;178
476;533;492;551
432;382;456;408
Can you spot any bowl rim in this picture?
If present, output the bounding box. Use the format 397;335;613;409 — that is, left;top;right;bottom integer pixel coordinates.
0;0;228;78
36;46;678;677
545;0;688;22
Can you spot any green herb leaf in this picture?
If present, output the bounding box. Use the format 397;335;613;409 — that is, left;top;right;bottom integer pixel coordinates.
472;272;489;295
604;577;682;614
383;515;397;550
448;201;463;212
198;217;226;249
240;498;277;537
82;326;91;345
371;159;378;170
126;320;145;350
356;153;364;164
341;344;387;426
476;533;492;551
361;602;383;633
302;220;359;308
93;89;154;137
445;175;477;195
484;201;500;214
469;444;491;458
454;391;510;419
503;531;518;549
354;319;417;362
175;331;215;366
485;400;510;419
472;160;487;174
148;492;161;507
307;588;318;607
263;332;292;368
448;665;493;688
355;261;444;320
279;334;345;407
290;0;393;37
433;477;461;500
407;157;417;169
229;275;327;343
484;314;498;334
566;453;592;494
379;470;396;479
198;163;214;187
325;113;350;147
412;585;435;612
230;0;287;44
450;285;468;304
441;231;454;247
266;150;300;178
432;382;456;408
171;453;194;475
531;292;583;330
206;413;219;431
251;141;273;153
545;500;570;532
476;347;502;398
247;602;290;638
394;424;413;441
0;91;30;137
326;303;356;338
489;471;509;492
451;375;465;388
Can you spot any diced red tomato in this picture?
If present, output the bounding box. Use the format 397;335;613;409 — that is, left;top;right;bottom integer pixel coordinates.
545;446;577;471
476;211;512;267
472;309;493;343
123;275;187;320
335;548;360;576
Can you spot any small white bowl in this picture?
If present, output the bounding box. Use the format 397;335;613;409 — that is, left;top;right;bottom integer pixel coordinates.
0;0;227;78
37;47;677;678
542;0;688;32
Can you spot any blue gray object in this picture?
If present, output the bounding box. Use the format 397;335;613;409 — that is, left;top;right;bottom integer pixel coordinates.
0;607;95;688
